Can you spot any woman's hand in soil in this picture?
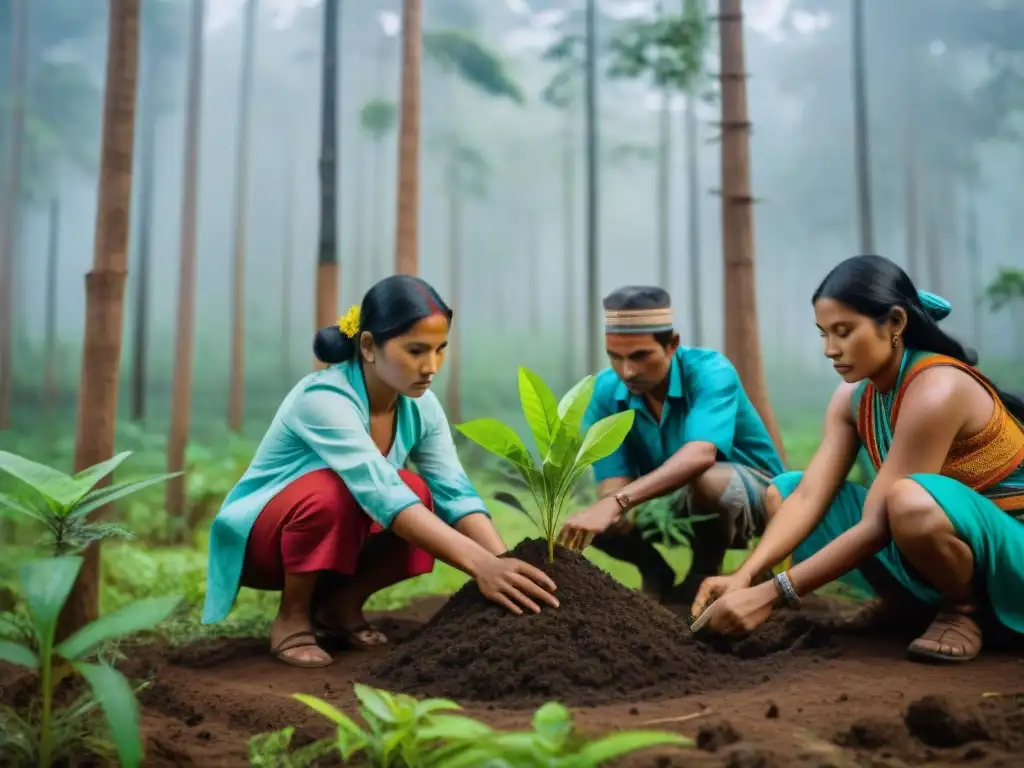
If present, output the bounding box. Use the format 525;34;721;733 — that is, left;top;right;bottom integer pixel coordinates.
557;497;622;552
690;572;750;619
474;556;559;615
700;582;777;636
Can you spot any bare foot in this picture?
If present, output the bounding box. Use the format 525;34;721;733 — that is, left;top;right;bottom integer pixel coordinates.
315;594;389;649
269;616;332;668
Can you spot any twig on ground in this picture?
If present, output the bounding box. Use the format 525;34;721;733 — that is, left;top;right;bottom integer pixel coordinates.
638;709;712;726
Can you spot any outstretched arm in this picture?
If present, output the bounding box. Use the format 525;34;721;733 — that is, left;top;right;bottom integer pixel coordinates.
733;383;862;584
784;369;965;597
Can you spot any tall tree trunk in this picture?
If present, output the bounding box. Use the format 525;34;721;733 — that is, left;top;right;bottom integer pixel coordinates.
314;0;340;363
352;138;365;299
562;110;577;385
166;0;205;525
373;136;385;281
923;190;940;293
130;45;159;423
281;135;297;390
965;190;982;352
57;0;140;640
655;0;671;289
685;92;703;346
718;0;786;462
0;0;28;431
44;198;61;418
903;113;919;280
444;154;462;423
850;0;874;254
227;0;259;430
394;0;422;276
583;0;600;374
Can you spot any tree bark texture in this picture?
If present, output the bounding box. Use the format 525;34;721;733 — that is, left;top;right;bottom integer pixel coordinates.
394;0;422;276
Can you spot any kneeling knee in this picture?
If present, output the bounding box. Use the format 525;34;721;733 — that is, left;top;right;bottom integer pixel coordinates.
764;484;783;520
885;478;945;541
691;463;734;507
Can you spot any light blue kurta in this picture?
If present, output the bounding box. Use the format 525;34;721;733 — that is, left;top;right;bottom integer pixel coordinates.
202;360;488;624
582;346;785;503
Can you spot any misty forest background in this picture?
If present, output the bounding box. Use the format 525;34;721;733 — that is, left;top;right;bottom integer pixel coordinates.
1;0;1024;584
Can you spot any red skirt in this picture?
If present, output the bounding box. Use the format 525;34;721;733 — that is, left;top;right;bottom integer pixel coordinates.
240;468;436;591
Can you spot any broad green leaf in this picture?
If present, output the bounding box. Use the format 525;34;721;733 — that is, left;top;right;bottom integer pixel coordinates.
574;410;635;469
20;557;82;642
547;377;595;467
0;451;80;506
354;684;398;724
292;694;368;753
518;367;561;456
0;492;49;525
455;419;533;469
70;452;133;500
69;472;183;520
0;640;39;668
531;701;573;750
56;595;181;660
413;697;463;718
576;730;691;763
416;714;494;741
73;661;144;768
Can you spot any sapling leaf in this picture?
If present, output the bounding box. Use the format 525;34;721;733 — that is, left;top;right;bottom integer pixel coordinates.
56;595;181;660
416;713;494;741
531;701;573;751
0;640;39;668
557;375;594;419
355;683;398;724
0;492;48;524
70;452;133;501
575;730;691;763
0;451;81;507
455;419;534;470
546;377;595;466
20;556;83;643
574;410;635;469
69;473;183;520
412;696;462;719
73;661;144;768
518;367;561;456
292;693;368;759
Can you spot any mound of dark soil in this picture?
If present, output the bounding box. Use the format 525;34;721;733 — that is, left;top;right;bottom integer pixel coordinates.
368;538;836;707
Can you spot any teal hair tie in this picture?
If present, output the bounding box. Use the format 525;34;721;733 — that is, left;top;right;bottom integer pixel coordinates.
917;290;952;322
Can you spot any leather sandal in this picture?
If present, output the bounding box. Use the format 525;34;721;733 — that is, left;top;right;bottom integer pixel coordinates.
314;619;389;650
906;608;982;663
270;630;333;668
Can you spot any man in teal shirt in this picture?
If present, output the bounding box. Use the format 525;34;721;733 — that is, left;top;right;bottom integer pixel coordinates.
559;286;785;605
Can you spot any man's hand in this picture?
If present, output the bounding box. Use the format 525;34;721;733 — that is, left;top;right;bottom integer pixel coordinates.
557;496;622;552
692;581;777;636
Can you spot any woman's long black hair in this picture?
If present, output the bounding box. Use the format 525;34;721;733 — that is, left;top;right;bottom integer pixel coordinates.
813;254;1024;422
313;275;453;364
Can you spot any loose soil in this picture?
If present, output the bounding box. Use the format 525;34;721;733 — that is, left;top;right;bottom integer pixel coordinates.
1;541;1022;767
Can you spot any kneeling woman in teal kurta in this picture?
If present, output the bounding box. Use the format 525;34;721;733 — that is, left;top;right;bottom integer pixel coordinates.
202;275;558;668
691;255;1024;663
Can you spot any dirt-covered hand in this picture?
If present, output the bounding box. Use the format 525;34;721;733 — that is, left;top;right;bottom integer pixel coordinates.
700;583;776;636
556;497;621;552
690;572;751;620
474;556;559;615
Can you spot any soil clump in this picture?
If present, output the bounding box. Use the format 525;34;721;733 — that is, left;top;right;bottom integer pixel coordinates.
369;538;837;707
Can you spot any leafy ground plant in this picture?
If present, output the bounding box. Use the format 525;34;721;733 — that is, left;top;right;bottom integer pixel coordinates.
289;683;690;767
0;556;181;768
0;450;181;554
456;369;635;561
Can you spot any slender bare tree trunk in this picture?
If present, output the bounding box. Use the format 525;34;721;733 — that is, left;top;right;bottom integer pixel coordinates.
57;0;140;640
227;0;259;430
562;111;577;385
850;0;874;254
130;52;158;423
685;92;703;346
166;0;205;524
0;0;28;431
904;115;919;280
44;198;61;417
965;190;982;352
718;0;786;461
314;0;340;362
444;153;462;423
655;0;671;289
281;136;297;389
394;0;422;276
583;0;600;374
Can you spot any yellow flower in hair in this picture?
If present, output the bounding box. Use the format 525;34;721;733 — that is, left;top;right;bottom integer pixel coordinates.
337;305;361;338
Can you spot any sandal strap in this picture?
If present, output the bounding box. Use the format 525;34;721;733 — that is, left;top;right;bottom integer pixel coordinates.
919;613;982;649
273;630;319;653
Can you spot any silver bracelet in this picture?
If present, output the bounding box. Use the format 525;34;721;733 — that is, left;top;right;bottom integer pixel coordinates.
773;571;801;609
